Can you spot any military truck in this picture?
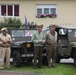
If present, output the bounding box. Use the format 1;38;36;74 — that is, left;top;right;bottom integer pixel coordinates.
10;28;46;67
42;24;76;66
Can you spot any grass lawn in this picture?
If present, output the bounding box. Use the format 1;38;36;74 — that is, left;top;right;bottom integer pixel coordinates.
2;62;76;75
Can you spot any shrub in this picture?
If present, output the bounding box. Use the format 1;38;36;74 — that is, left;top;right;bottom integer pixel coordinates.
0;17;22;34
0;17;22;24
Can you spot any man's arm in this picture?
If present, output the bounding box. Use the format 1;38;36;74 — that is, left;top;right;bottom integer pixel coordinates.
3;35;12;44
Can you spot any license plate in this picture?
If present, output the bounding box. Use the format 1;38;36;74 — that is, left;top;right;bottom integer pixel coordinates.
26;54;33;57
42;53;46;56
22;54;33;57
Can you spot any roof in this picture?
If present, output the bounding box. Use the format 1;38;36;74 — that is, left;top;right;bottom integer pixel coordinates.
50;24;76;29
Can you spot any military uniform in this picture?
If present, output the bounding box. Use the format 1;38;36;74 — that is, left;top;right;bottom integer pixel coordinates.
32;25;45;68
45;25;57;68
0;28;12;69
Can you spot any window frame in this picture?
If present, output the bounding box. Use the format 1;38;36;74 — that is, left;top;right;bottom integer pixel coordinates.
36;4;57;18
0;4;19;17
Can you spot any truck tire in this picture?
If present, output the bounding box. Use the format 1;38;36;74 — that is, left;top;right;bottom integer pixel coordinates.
13;51;21;67
42;56;48;65
74;52;76;67
55;52;61;63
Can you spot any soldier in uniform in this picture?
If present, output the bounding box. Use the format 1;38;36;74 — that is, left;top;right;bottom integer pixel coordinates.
32;25;45;69
45;25;58;68
0;28;12;69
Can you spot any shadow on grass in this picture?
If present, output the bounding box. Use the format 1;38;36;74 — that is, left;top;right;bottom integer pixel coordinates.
11;61;75;68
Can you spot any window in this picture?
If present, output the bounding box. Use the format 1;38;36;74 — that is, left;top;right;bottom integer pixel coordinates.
8;5;13;16
1;5;6;16
51;8;56;14
36;4;57;18
44;8;49;14
59;29;67;35
37;8;42;14
14;5;19;16
0;4;19;17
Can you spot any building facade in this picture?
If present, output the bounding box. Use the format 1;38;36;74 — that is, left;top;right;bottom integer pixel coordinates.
0;0;76;28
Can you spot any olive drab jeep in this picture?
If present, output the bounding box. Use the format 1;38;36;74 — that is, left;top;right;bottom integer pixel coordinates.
42;24;76;67
10;28;37;67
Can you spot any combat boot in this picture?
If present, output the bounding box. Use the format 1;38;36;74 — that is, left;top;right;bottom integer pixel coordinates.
48;59;51;68
33;66;37;69
52;59;56;68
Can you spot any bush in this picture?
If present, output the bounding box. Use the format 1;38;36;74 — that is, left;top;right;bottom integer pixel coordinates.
0;17;22;25
0;17;22;29
0;17;22;34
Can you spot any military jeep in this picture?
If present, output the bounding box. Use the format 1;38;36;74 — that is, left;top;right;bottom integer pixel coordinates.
10;28;47;67
42;24;76;66
10;28;37;67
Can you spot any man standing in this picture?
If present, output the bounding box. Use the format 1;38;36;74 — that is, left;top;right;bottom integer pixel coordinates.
32;25;45;69
45;25;57;68
0;28;12;69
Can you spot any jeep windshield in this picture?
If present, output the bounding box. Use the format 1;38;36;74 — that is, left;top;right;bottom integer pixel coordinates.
11;29;37;37
11;29;37;42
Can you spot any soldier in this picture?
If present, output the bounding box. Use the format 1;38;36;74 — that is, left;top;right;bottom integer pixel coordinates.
0;28;12;69
45;25;58;68
32;25;45;69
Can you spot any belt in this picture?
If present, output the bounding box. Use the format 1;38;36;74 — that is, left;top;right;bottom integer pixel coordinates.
0;46;10;48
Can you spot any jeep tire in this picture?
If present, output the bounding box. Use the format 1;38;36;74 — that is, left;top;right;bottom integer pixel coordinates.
74;52;76;67
13;51;21;67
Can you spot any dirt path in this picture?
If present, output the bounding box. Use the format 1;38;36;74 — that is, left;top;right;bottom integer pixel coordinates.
0;70;45;75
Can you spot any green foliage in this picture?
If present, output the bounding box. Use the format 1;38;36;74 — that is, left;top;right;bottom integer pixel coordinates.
0;17;22;24
20;24;25;29
0;17;22;34
0;17;22;29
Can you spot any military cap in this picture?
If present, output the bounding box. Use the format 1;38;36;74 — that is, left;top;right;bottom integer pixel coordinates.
37;24;43;28
1;27;8;32
49;24;56;28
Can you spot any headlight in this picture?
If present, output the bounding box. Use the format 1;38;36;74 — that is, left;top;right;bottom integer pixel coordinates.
27;43;31;48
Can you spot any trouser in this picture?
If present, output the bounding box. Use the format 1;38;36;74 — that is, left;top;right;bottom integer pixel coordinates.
33;46;43;67
47;44;56;67
0;47;11;68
